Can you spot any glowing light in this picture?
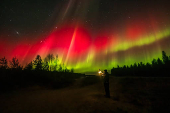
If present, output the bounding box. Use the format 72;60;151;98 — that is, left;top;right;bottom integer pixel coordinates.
65;27;77;65
1;19;170;73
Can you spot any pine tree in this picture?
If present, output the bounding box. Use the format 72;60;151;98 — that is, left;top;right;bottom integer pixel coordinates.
25;61;33;70
0;57;8;69
10;57;20;69
162;51;168;64
33;55;43;71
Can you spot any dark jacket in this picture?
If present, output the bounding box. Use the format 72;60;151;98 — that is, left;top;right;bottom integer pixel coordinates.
104;72;109;83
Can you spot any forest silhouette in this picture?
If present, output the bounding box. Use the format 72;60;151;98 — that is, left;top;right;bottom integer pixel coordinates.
0;53;74;72
0;54;81;92
0;51;170;92
111;51;170;77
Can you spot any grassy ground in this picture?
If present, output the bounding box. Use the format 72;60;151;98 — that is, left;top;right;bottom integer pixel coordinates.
0;76;170;113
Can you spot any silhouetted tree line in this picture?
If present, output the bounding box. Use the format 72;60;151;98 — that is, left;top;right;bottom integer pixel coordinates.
0;54;74;72
0;54;82;93
111;51;170;77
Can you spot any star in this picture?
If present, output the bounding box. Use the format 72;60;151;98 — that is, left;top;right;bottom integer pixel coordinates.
15;31;19;35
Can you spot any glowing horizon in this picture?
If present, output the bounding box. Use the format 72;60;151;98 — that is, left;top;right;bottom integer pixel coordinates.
1;22;170;73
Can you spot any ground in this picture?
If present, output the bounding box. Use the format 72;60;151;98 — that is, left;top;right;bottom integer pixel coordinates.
1;76;170;113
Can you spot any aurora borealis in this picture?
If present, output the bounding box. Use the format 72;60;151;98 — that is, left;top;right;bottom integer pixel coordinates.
0;0;170;73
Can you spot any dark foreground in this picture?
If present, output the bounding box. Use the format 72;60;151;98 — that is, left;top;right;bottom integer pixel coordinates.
0;76;170;113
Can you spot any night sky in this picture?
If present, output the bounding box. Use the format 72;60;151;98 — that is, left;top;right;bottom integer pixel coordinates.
0;0;170;73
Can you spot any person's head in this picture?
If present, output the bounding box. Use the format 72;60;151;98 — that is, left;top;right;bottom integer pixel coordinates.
104;69;107;73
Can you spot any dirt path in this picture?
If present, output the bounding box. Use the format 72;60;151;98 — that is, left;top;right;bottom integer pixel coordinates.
1;76;170;113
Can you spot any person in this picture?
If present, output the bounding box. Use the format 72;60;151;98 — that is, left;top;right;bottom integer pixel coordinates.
103;69;110;98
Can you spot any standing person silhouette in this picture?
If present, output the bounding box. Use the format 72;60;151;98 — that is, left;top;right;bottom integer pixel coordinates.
103;69;110;98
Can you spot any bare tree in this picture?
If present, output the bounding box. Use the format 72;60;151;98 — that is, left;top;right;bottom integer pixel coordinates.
44;54;55;71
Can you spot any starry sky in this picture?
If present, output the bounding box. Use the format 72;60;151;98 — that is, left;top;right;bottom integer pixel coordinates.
0;0;170;73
